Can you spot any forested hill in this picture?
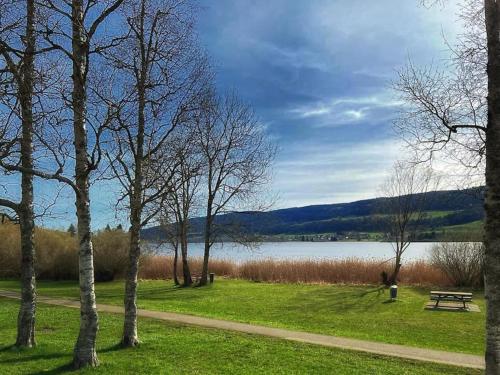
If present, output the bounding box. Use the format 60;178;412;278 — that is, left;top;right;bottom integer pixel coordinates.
142;187;485;241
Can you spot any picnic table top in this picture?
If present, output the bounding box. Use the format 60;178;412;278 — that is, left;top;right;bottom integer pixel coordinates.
430;291;472;297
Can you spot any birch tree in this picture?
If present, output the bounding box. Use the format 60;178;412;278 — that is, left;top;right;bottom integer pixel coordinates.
196;93;275;286
0;0;37;348
104;0;209;346
33;0;124;368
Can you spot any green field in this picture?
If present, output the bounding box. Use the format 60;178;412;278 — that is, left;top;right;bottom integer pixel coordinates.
0;279;485;355
0;298;481;374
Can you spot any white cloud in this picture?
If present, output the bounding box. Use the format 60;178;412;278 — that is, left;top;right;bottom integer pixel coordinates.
288;93;403;127
272;139;403;208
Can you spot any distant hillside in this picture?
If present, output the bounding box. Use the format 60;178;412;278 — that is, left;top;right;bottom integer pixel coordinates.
142;187;484;242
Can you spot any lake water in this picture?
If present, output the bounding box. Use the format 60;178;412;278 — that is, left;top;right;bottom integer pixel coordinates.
152;241;438;262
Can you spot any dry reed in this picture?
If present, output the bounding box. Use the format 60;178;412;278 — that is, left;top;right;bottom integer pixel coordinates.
0;222;452;286
140;255;452;286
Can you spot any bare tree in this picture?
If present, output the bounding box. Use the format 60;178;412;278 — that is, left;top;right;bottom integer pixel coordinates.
159;127;203;287
0;0;37;348
27;0;125;368
380;161;435;285
397;1;500;372
104;0;209;346
196;93;275;286
159;211;181;285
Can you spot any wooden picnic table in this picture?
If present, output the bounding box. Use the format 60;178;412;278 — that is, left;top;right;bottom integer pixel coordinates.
430;291;472;309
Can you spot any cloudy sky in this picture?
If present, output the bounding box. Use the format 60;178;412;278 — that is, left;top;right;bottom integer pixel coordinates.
194;0;461;209
22;0;462;229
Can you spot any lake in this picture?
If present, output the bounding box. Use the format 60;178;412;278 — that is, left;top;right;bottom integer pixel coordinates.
152;241;438;262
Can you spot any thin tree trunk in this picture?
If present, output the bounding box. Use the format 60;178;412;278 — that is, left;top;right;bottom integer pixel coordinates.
389;240;403;285
200;206;212;286
15;0;36;349
173;243;180;285
389;254;402;286
72;0;99;368
123;212;141;347
123;8;146;343
484;2;500;373
180;220;192;286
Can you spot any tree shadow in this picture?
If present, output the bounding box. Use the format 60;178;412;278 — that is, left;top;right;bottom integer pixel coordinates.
26;363;73;375
100;343;125;353
0;352;67;365
0;344;15;352
289;285;390;314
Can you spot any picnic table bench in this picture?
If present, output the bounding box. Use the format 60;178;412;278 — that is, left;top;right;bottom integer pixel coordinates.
430;291;472;309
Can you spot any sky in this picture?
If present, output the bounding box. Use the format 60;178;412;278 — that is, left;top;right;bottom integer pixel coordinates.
195;0;462;208
3;0;464;229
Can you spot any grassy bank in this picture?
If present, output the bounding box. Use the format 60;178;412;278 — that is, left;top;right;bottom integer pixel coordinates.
0;298;480;374
0;279;485;355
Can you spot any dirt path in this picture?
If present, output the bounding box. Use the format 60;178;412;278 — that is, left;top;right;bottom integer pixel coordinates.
0;289;484;370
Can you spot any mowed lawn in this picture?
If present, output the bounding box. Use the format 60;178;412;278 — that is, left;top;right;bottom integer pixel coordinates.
0;298;482;374
0;279;485;355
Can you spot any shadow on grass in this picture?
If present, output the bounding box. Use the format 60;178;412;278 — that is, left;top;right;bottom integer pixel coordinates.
289;286;391;315
382;299;397;304
0;345;15;352
100;343;124;353
26;363;73;375
1;344;131;374
0;352;67;365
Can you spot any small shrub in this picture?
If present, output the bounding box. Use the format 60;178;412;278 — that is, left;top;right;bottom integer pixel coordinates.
430;242;484;287
93;230;130;281
0;223;133;281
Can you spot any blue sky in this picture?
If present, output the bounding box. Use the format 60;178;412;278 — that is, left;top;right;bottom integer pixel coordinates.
5;0;462;229
195;0;461;207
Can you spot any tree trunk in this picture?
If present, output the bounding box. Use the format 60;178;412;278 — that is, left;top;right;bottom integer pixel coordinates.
389;255;402;286
389;241;403;285
173;243;180;286
122;211;141;347
123;12;146;344
484;2;500;373
180;220;192;286
71;0;99;368
15;0;36;349
200;206;212;286
17;211;36;348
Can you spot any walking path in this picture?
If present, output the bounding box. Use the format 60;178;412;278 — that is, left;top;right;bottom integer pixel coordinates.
0;290;484;370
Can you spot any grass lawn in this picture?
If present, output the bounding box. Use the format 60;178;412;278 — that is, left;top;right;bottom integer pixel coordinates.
0;298;482;374
0;279;485;355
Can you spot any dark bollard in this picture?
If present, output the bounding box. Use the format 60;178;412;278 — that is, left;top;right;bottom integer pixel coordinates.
209;272;215;284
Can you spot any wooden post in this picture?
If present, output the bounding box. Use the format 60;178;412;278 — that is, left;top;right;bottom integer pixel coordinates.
209;273;215;284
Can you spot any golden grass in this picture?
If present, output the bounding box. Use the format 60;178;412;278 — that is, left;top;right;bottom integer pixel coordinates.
0;222;131;281
0;222;451;286
140;255;451;286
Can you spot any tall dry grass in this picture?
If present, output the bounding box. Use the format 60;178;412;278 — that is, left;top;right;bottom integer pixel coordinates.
140;256;237;280
0;222;134;281
140;255;452;286
0;222;453;286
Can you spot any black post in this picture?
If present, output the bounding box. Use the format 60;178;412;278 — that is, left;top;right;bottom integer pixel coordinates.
209;273;215;284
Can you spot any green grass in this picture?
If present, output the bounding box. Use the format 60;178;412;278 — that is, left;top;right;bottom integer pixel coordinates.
0;279;485;355
0;298;481;374
442;220;484;232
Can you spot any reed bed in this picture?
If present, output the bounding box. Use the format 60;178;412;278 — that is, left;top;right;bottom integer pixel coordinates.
140;255;452;286
140;256;238;280
0;222;453;286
